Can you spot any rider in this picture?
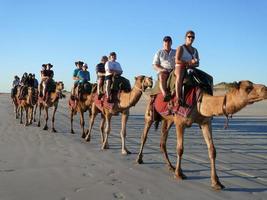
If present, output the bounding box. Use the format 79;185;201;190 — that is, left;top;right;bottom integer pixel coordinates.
77;63;90;84
18;72;28;99
105;52;123;102
175;30;199;105
71;60;83;99
39;63;54;101
152;36;176;101
96;55;108;99
11;75;20;98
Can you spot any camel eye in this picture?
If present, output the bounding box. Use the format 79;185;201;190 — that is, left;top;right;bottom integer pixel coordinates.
246;86;253;93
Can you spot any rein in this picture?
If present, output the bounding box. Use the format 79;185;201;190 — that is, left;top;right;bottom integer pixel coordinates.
222;95;232;129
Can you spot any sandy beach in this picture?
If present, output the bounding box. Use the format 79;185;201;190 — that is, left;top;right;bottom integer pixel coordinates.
0;93;266;200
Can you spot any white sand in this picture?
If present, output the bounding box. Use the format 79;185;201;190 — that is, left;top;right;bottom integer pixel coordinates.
0;93;266;200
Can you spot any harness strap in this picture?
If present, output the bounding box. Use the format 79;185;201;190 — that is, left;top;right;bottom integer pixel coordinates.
222;95;232;129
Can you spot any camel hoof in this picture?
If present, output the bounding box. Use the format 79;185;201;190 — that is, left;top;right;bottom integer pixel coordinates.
136;157;144;164
122;149;131;155
168;165;175;172
102;143;109;150
43;126;48;130
33;119;36;122
51;128;57;133
212;181;225;190
20;121;23;124
70;129;75;134
37;122;40;127
85;135;91;142
81;133;86;139
174;172;187;180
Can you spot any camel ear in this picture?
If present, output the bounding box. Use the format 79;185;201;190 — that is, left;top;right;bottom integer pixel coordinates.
135;76;137;80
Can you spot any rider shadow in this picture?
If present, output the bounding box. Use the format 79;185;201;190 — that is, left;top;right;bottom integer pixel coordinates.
224;187;267;192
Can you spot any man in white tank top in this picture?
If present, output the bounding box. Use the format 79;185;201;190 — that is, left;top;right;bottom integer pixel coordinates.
153;36;176;101
175;30;199;105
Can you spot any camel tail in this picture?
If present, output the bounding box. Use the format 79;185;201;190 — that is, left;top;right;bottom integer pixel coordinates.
154;111;162;131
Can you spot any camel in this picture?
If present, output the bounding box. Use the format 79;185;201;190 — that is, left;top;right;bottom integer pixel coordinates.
37;81;65;132
136;80;267;190
12;86;36;126
69;83;97;138
85;75;153;155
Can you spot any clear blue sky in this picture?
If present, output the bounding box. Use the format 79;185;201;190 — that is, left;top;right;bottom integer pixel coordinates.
1;0;267;92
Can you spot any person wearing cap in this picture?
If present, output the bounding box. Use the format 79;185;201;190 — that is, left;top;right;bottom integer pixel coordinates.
96;55;108;98
77;63;90;84
104;52;123;102
175;30;199;105
152;36;176;101
71;61;83;98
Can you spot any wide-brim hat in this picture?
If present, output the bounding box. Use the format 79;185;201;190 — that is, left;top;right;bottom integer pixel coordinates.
46;63;53;68
75;61;84;66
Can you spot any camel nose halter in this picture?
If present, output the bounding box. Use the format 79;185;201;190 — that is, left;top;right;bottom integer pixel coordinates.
222;95;232;129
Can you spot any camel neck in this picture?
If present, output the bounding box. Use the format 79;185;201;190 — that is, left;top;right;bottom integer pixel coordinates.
198;94;227;117
119;84;143;109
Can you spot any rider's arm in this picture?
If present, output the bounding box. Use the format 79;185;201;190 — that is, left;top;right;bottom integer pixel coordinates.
152;50;166;73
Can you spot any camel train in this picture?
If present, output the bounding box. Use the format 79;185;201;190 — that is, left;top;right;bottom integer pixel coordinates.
11;67;267;190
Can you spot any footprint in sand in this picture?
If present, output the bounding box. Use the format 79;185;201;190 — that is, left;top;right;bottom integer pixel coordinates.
113;192;125;199
138;187;151;195
107;169;115;176
74;187;85;192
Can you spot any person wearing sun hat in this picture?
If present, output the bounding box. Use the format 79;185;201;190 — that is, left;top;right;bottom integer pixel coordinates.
71;60;84;98
77;63;90;84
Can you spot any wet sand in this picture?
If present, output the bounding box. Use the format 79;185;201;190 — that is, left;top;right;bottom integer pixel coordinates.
0;93;266;200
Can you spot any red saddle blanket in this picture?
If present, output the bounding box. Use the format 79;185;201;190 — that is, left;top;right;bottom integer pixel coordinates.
94;94;116;112
154;87;201;117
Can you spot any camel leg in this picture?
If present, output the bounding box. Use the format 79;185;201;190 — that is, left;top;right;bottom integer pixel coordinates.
33;104;37;122
85;104;98;142
99;113;106;144
24;107;29;126
51;105;57;133
174;123;187;180
37;104;42;127
102;114;111;150
160;120;175;171
120;110;131;155
70;109;75;134
136;110;153;164
20;106;23;124
200;121;225;190
80;111;86;138
43;107;49;130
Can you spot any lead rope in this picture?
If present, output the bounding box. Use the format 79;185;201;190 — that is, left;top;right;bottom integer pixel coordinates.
222;95;232;129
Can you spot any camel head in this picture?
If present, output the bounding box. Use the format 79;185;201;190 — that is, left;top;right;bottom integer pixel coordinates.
229;80;267;105
56;81;64;91
135;75;153;91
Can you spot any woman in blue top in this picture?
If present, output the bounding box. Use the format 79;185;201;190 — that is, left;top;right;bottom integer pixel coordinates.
77;63;90;84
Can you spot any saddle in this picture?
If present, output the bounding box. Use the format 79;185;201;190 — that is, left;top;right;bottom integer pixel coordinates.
151;68;213;101
111;75;131;92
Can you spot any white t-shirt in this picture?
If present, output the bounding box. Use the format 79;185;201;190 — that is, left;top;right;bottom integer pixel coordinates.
152;49;176;73
105;61;123;76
